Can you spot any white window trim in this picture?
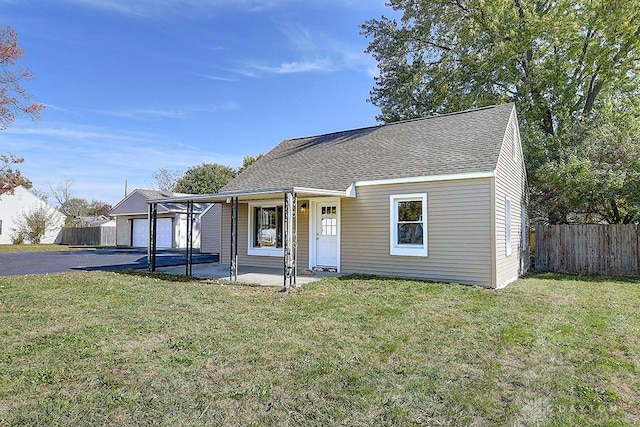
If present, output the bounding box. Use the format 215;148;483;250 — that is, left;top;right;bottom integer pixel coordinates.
247;200;284;257
390;193;428;257
505;197;512;256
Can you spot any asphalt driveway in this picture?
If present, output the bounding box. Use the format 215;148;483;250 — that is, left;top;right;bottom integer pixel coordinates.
0;248;218;277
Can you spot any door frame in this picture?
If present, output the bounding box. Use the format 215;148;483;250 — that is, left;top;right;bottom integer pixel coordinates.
308;198;341;272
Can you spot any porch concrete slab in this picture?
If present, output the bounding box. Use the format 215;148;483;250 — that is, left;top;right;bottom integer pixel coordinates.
156;263;340;287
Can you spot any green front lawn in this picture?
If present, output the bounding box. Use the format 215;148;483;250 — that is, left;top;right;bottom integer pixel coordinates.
0;244;76;253
0;272;638;426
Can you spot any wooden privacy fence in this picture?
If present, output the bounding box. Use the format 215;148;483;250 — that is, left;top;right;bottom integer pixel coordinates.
59;226;116;246
535;224;639;276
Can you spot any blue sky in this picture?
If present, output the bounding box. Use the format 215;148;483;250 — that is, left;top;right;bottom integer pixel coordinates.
2;0;393;205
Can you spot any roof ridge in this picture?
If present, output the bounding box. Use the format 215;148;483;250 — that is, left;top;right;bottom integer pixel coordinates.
285;103;513;142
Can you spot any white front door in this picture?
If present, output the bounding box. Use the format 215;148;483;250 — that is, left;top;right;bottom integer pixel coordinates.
315;203;338;267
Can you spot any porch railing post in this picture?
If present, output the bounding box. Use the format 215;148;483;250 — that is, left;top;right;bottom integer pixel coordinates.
293;192;297;287
283;193;288;289
230;197;238;281
186;200;194;277
148;202;157;272
283;192;298;290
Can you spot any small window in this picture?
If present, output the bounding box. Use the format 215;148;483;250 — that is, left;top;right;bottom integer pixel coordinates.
390;194;428;256
320;206;337;236
0;219;2;235
505;198;512;256
248;203;284;256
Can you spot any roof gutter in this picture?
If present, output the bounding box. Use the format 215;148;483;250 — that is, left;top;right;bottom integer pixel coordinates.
354;171;496;187
146;186;353;204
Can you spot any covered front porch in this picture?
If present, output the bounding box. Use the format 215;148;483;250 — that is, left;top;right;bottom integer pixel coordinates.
147;186;353;289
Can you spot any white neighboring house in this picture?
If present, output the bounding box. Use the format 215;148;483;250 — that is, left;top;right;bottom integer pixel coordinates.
0;185;65;244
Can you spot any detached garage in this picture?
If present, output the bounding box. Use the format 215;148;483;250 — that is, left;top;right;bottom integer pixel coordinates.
109;189;221;253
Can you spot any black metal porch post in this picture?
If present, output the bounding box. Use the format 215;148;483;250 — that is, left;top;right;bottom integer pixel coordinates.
185;200;194;276
148;202;158;272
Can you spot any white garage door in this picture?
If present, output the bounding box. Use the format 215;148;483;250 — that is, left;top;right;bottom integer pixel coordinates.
132;218;172;248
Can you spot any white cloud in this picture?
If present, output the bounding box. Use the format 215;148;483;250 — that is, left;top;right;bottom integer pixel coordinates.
4;125;154;143
194;73;240;82
86;108;188;119
248;58;333;75
4;122;244;204
222;25;373;78
85;103;240;119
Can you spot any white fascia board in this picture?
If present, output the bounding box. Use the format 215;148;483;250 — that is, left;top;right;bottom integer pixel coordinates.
110;212;148;217
147;186;353;204
355;171;496;187
292;187;352;198
346;183;357;198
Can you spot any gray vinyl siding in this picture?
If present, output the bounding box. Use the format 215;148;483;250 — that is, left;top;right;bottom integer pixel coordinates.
115;216;136;246
220;200;310;270
111;192;149;215
494;110;528;288
297;200;310;270
342;179;494;287
200;204;222;254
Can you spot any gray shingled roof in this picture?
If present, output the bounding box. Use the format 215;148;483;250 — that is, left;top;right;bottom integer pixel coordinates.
222;104;515;193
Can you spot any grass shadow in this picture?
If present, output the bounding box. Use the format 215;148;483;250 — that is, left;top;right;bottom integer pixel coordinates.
112;269;207;283
525;271;640;284
335;273;486;288
111;269;281;289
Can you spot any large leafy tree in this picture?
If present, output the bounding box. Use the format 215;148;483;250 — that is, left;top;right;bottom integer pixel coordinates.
174;163;236;194
361;0;640;223
237;154;263;174
1;25;44;195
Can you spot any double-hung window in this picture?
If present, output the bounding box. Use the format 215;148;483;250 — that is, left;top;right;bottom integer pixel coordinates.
248;203;283;256
390;194;428;256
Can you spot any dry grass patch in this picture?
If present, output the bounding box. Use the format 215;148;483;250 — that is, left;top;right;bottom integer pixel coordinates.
0;271;638;426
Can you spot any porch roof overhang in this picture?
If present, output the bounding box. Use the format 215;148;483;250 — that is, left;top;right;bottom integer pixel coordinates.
147;185;355;204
